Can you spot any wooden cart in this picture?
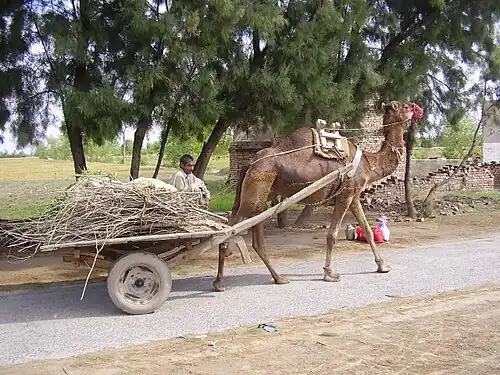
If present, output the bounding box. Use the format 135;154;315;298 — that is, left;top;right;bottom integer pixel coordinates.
38;161;357;315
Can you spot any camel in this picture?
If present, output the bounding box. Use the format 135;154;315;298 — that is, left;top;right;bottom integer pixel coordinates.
213;100;424;292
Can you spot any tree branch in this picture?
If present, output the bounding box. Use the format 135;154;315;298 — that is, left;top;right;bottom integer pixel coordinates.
378;9;439;68
28;90;59;101
427;73;466;102
30;4;64;105
421;81;489;216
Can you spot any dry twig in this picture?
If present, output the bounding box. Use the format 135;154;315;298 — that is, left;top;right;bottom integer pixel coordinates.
0;177;229;260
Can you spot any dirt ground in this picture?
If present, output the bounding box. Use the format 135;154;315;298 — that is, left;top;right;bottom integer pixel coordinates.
2;283;499;375
1;205;500;291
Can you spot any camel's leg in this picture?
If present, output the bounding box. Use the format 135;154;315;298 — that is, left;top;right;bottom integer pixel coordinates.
323;195;353;282
213;246;228;292
349;198;391;273
213;213;245;292
213;171;277;291
252;222;289;285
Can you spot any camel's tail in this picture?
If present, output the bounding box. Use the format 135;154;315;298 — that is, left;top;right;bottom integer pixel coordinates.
230;163;250;221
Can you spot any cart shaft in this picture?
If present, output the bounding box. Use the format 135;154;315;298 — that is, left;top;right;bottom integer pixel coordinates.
229;161;356;235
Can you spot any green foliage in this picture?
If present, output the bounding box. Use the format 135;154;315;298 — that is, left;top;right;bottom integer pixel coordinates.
35;136;73;161
205;179;235;212
0;1;42;146
0;150;30;158
148;129;232;168
412;147;445;159
439;117;483;159
2;0;500;175
34;130;232;169
367;0;500;133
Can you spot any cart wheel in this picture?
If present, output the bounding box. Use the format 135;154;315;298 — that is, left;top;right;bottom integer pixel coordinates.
107;252;172;315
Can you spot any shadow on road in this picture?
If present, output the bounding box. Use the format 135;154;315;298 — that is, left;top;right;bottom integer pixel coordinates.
0;271;295;323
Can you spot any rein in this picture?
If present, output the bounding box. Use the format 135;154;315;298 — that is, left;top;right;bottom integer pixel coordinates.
246;144;316;169
246;118;411;170
333;117;411;132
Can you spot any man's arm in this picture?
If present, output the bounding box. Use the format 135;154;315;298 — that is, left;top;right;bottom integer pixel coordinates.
195;177;211;200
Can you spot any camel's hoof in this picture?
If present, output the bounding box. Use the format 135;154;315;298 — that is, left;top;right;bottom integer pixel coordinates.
323;273;341;282
213;280;226;292
274;276;290;285
376;262;392;273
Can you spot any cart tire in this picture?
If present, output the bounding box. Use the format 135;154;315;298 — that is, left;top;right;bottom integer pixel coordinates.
107;252;172;315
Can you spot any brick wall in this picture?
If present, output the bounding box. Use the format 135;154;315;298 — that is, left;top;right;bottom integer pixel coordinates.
228;140;274;183
417;166;494;192
362;161;496;202
486;162;500;188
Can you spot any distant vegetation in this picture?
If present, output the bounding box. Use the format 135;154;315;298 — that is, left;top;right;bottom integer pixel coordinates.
0;150;32;158
33;132;233;168
2;118;482;163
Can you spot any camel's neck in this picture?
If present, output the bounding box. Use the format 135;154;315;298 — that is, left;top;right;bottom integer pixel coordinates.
363;125;405;184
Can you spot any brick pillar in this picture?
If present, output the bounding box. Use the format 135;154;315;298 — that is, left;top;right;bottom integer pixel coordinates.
228;140;274;184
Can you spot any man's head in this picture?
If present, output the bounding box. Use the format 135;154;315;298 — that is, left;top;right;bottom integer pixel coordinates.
180;154;195;174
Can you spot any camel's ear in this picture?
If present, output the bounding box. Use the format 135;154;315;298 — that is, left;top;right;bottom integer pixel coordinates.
391;102;398;111
380;102;386;110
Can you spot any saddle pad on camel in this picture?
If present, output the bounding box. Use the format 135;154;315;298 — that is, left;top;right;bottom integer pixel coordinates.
311;127;351;159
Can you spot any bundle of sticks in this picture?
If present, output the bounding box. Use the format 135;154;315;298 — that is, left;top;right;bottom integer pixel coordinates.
0;177;230;257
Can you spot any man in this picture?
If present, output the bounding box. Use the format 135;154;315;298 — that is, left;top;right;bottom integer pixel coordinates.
168;154;211;205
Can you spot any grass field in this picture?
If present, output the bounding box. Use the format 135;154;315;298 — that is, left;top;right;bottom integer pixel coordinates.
0;157;235;218
0;156;229;181
2;156;498;219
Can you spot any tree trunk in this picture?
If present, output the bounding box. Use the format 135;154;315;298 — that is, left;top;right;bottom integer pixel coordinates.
404;125;417;219
122;130;126;165
294;205;315;227
277;210;288;228
130;114;152;180
152;123;172;179
65;62;90;180
65;122;87;179
270;196;289;228
194;118;229;179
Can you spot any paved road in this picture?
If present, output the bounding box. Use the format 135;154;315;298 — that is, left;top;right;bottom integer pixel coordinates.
1;236;499;366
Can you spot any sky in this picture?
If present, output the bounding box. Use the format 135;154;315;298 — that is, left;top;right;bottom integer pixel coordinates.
0;107;161;154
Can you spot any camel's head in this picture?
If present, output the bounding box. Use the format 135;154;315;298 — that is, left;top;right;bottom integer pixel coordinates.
381;101;424;133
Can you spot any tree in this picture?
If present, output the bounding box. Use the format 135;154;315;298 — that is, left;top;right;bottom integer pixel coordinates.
17;0;129;176
103;0;225;179
404;122;417;219
193;0;289;179
440;117;484;159
0;1;38;146
422;81;498;217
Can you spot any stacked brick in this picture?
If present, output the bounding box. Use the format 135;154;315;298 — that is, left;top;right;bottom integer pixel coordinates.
360;160;497;203
486;162;500;188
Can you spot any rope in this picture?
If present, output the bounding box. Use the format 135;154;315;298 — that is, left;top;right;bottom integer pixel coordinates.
330;118;411;132
245;118;411;171
247;144;316;168
386;141;404;162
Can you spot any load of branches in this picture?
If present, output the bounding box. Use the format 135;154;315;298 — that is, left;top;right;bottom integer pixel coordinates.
0;177;229;258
